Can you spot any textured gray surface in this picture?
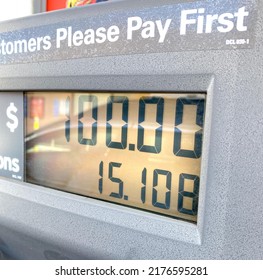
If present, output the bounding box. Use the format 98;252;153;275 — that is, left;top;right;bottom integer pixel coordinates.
0;0;262;259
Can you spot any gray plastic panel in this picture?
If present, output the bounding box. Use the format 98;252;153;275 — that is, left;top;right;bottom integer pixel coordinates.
0;0;262;259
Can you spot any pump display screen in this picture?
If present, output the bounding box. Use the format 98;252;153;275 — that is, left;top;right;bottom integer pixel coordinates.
25;92;206;223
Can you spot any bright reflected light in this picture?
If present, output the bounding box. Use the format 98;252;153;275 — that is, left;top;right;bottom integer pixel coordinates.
0;0;33;21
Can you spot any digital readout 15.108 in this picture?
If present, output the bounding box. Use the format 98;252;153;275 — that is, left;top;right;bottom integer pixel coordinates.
61;93;205;221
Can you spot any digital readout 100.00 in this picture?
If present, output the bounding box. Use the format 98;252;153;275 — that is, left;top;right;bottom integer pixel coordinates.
63;94;205;219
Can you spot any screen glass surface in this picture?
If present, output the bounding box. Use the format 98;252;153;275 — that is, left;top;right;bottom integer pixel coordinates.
25;92;206;223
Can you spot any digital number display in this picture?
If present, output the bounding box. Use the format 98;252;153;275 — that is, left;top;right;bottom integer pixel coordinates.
25;92;206;223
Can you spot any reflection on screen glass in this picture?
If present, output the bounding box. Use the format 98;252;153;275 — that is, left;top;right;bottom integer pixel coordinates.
25;92;206;223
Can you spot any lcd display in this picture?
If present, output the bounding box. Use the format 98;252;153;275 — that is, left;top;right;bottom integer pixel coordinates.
25;92;206;222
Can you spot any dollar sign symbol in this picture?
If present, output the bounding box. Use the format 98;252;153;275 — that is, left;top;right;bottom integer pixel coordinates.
6;102;18;133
